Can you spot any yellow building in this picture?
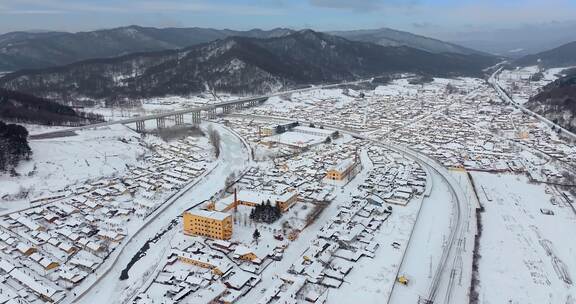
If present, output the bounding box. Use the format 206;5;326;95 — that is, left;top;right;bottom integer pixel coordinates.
260;126;276;137
326;158;357;181
183;210;233;240
518;130;530;139
176;251;232;275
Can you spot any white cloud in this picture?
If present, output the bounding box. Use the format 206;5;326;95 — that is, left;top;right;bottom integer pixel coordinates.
1;9;65;14
0;0;284;15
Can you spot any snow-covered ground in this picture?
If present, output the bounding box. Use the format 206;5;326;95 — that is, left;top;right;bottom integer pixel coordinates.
387;169;452;303
498;65;574;104
472;172;576;304
2;72;575;303
328;195;422;303
0;124;147;212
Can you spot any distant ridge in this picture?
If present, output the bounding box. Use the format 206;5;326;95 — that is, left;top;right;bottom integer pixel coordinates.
330;28;487;56
0;25;485;72
0;30;498;104
0;25;293;72
514;41;576;68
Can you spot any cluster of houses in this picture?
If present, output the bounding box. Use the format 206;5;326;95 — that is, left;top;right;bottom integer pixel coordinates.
257;185;408;301
0;136;213;303
228;77;573;183
253;146;427;303
360;147;427;206
384;112;524;172
132;118;376;303
133;223;293;303
133;238;255;304
452;83;576;182
244;79;479;136
391;81;576;183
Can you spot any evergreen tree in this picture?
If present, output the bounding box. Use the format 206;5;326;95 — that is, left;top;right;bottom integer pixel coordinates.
253;228;261;244
0;121;32;173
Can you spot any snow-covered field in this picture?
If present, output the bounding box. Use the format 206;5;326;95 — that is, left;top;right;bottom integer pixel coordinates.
472;172;576;303
0;125;147;212
498;65;574;104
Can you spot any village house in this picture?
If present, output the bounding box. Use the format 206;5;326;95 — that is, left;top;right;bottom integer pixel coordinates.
175;250;233;275
325;158;358;181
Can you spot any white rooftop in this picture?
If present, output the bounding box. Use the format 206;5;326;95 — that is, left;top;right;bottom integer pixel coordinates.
188;209;230;221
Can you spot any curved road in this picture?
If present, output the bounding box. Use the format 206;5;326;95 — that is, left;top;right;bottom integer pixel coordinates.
68;122;251;304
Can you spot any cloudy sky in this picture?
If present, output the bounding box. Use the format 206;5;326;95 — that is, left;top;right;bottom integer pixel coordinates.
0;0;575;36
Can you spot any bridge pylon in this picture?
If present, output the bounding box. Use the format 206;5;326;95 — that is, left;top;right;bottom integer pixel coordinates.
135;120;145;133
174;114;184;125
156;117;166;129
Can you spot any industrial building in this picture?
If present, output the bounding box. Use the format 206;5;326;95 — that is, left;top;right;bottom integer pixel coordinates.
183;210;233;240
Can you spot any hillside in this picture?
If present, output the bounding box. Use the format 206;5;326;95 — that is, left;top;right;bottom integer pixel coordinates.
514;41;576;68
0;30;498;104
525;72;576;132
0;26;486;73
0;26;293;72
0;89;103;125
330;28;485;55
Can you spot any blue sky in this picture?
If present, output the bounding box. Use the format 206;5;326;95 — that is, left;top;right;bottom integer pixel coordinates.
0;0;575;36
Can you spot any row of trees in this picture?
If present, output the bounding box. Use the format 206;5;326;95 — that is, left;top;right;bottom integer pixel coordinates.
0;121;31;174
275;121;299;135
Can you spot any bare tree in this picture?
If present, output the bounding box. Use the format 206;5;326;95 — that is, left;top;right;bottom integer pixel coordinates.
207;127;221;157
225;171;237;188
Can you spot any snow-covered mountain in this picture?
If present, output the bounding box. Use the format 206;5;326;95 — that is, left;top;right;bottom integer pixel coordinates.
0;25;487;73
0;30;498;104
514;41;576;68
0;25;293;72
330;28;486;56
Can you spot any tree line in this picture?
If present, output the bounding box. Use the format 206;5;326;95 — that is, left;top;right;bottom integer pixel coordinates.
0;88;103;126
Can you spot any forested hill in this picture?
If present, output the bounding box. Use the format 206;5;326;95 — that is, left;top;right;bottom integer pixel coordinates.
0;89;103;126
526;72;576;132
0;30;498;105
514;41;576;68
0;26;294;72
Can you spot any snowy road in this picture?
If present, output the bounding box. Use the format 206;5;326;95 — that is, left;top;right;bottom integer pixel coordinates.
489;67;576;141
382;143;472;303
70;122;251;304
